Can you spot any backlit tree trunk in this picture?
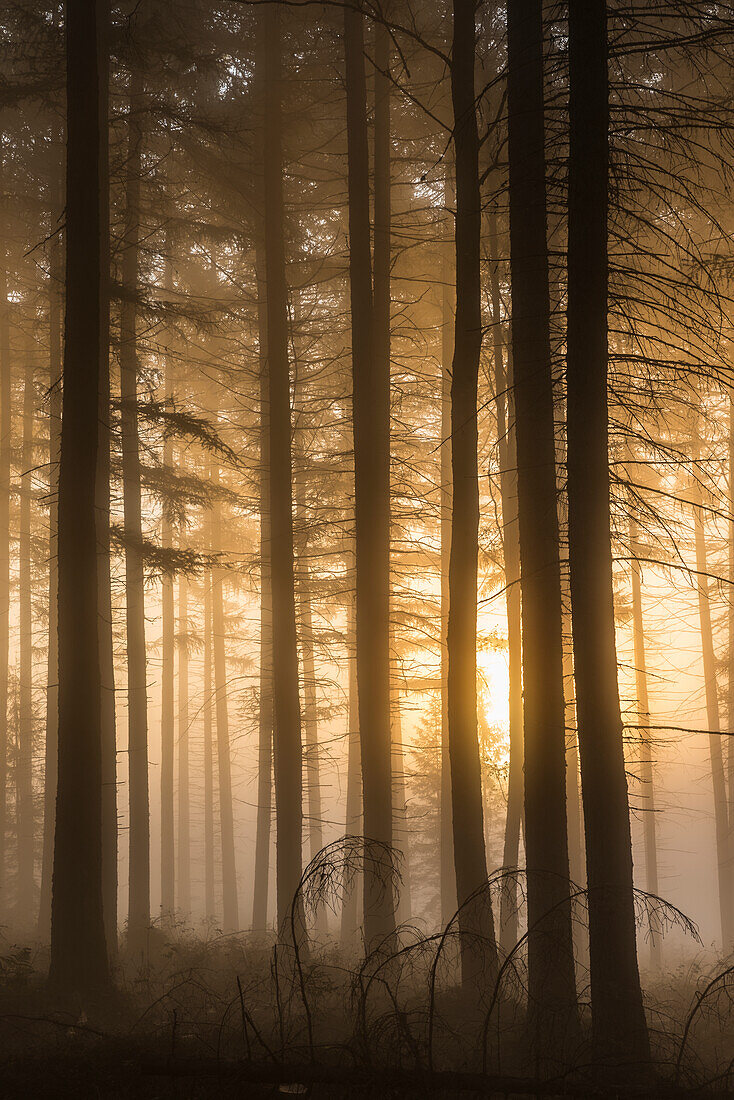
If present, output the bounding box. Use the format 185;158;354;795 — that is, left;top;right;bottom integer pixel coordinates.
566;0;649;1065
50;0;110;993
211;460;239;932
159;377;175;920
177;570;191;917
507;0;578;1056
262;5;303;935
447;0;497;988
17;341;35;921
344;3;395;949
628;512;661;967
120;80;150;944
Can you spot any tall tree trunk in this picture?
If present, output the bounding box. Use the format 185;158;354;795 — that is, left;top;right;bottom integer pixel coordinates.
488;214;523;957
17;342;35;922
566;0;649;1065
211;460;239;932
506;0;578;1058
96;1;117;955
0;177;10;914
447;0;497;989
340;559;362;947
159;380;175;921
120;80;150;945
177;570;190;917
39;221;63;940
728;391;734;927
691;433;733;952
252;250;272;932
262;6;303;936
439;209;456;930
203;566;215;921
344;3;395;949
50;0;110;993
299;553;323;867
390;678;412;925
629;512;661;968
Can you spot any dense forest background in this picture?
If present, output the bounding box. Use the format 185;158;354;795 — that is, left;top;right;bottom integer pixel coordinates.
2;0;734;1094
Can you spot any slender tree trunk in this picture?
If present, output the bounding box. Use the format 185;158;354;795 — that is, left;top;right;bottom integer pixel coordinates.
0;178;10;914
340;559;362;947
344;3;395;950
488;214;523;956
691;435;733;952
447;0;497;989
120;81;150;945
39;222;63;941
299;554;323;867
566;0;649;1065
262;6;303;936
629;513;661;968
160;381;175;920
439;212;456;930
96;1;117;955
390;678;412;925
506;1;578;1058
17;343;35;922
177;570;190;917
729;391;734;909
211;462;238;932
252;249;273;932
203;566;215;921
50;0;110;993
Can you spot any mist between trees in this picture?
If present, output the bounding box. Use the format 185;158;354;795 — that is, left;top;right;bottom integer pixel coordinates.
1;0;734;1095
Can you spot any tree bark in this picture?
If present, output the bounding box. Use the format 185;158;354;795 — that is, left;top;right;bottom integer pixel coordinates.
447;0;497;989
252;249;272;933
262;5;304;936
439;204;456;930
487;213;523;957
50;0;110;994
39;218;63;941
17;340;35;922
160;376;175;921
203;566;215;921
340;557;362;947
120;78;150;945
566;0;649;1065
0;171;10;915
691;432;733;952
628;513;661;968
506;0;579;1058
177;570;191;917
344;3;395;950
211;461;239;932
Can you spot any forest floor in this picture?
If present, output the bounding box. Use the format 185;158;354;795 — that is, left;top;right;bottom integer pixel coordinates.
0;930;732;1099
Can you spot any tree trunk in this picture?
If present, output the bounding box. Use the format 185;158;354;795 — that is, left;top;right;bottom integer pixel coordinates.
566;0;649;1065
628;513;661;968
488;213;523;957
177;570;190;917
340;559;362;947
691;433;733;952
506;1;579;1058
50;0;110;994
728;391;734;930
447;0;497;990
262;5;303;936
252;249;272;933
17;341;35;923
211;461;239;933
120;80;150;945
439;207;456;930
160;380;175;921
203;566;215;922
39;220;63;941
344;3;395;950
0;174;10;915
